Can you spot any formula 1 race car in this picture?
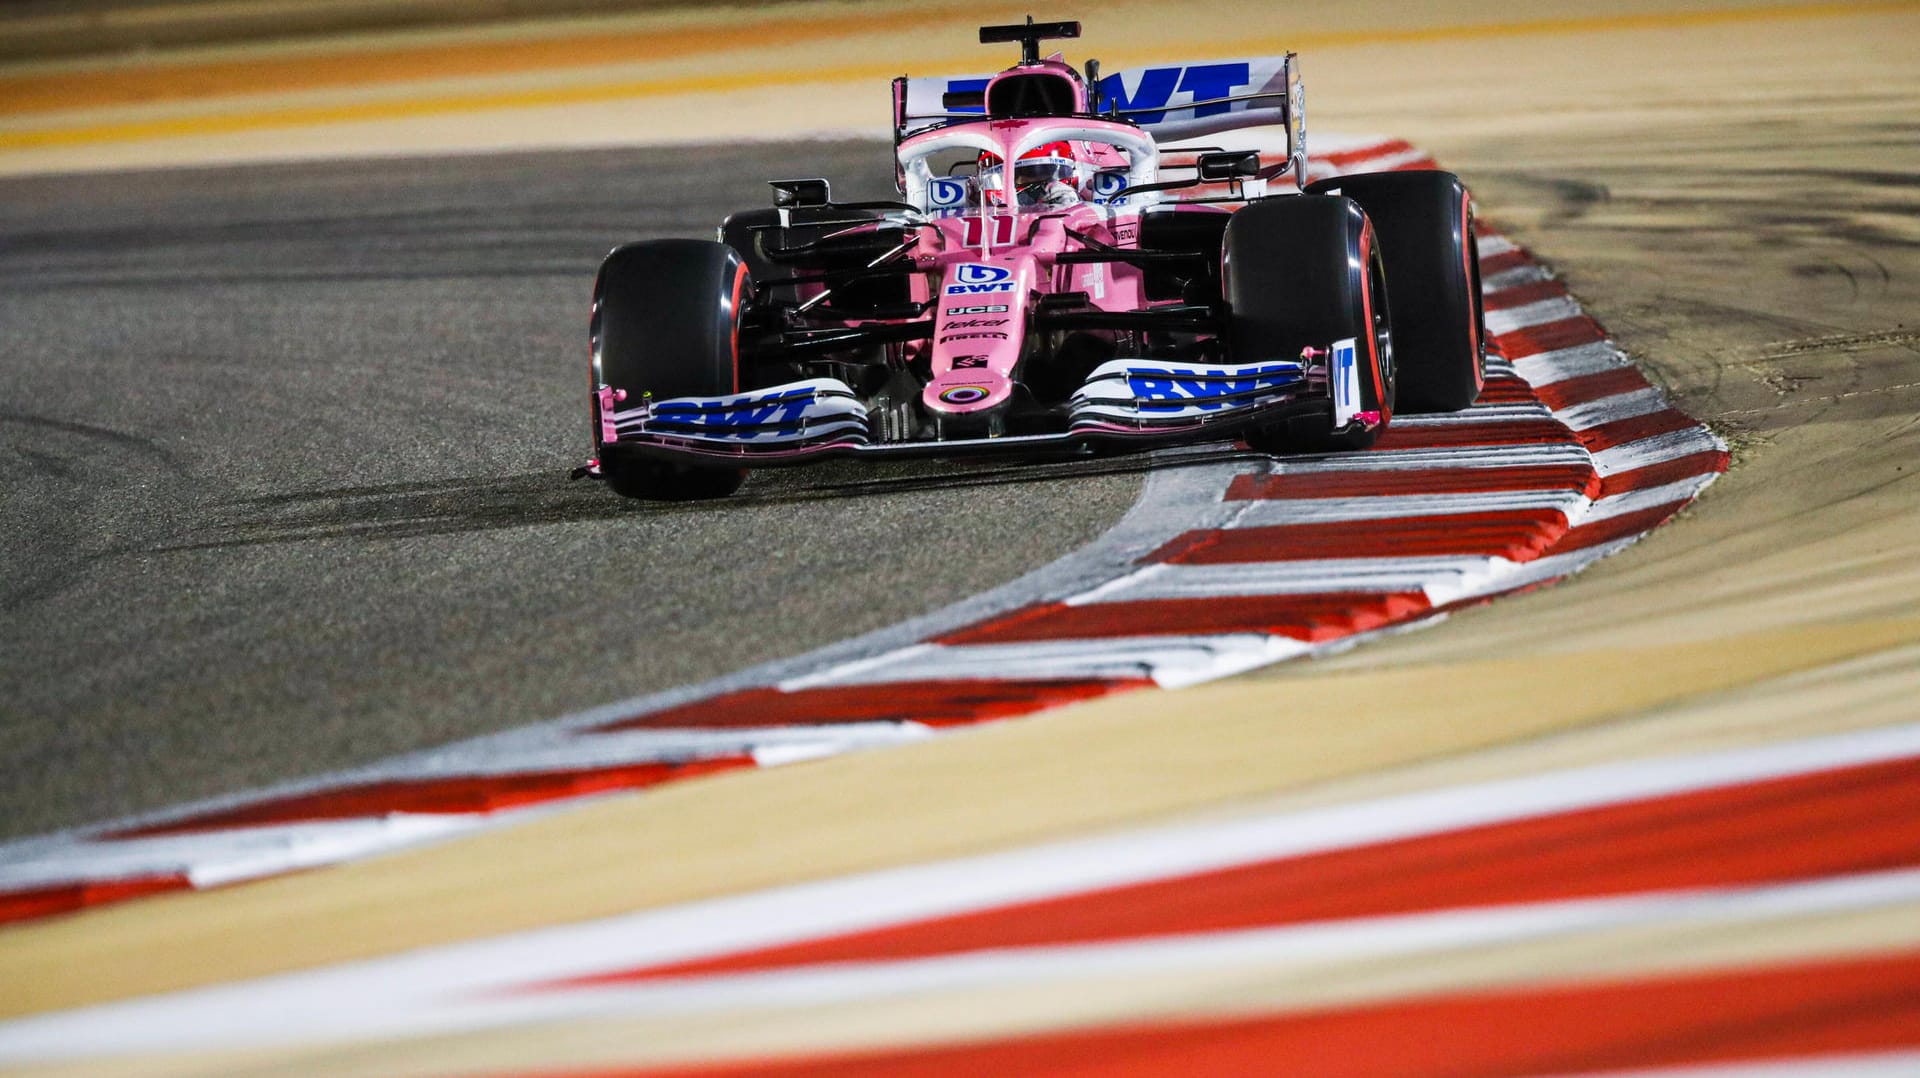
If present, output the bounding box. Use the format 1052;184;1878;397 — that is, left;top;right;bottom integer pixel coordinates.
583;17;1484;499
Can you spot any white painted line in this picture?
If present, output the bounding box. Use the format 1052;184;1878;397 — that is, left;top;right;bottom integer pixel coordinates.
1582;475;1717;524
1592;426;1728;476
788;636;1314;691
1557;387;1673;431
1481;263;1553;291
1478;234;1519;258
1273;444;1592;471
1225;489;1587;526
1486;296;1585;334
1512;340;1632;386
4;725;1915;1063
1393;403;1556;425
1548;1052;1920;1078
1075;555;1514;604
0;814;497;893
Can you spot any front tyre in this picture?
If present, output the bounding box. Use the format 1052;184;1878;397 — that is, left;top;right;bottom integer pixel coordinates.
1307;170;1484;413
590;239;749;501
1223;195;1394;453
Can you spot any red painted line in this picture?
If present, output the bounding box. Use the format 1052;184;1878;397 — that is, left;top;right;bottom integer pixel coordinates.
1481;278;1569;313
933;592;1431;646
109;758;758;838
592;679;1152;733
1577;408;1706;453
1492;314;1609;360
1373;418;1579;450
1598;449;1731;498
1533;366;1654;411
1314;139;1415;170
1473;374;1547;404
1146;509;1571;565
566;949;1920;1078
1478;247;1534;275
1225;463;1600;501
1556;500;1693;554
564;754;1920;985
0;873;195;926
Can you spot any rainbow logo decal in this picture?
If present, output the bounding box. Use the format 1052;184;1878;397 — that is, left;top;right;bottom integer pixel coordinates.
938;385;992;405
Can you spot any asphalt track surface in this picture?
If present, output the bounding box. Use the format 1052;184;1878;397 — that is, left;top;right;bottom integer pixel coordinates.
0;140;1142;838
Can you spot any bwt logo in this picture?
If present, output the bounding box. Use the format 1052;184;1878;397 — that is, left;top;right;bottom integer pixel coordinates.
1126;365;1298;411
655;392;809;437
928;178;968;207
946;263;1016;295
945;63;1252;125
955;264;1010;284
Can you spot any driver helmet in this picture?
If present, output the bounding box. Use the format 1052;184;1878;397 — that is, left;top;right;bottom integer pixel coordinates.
977;141;1084;208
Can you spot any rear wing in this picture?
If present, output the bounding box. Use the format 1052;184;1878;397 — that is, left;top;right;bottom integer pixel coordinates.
892;53;1306;180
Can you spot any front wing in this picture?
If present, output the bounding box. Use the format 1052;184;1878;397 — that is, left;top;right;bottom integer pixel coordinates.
596;346;1366;467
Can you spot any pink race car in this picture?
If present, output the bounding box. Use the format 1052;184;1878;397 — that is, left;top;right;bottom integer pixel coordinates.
584;18;1484;500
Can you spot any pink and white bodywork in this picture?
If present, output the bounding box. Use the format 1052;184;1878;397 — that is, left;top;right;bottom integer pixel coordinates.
902;115;1161;424
585;26;1389;481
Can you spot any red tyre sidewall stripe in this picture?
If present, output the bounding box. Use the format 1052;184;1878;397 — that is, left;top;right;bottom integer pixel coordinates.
1358;221;1390;419
1461;194;1486;395
728;260;747;395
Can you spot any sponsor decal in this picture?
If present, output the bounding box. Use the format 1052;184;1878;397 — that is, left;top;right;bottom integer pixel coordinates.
940;331;1011;342
942;64;1252;125
938;385;992;405
654;389;810;430
928;177;968;208
911;59;1288;141
1080;264;1107;302
1098;62;1251;124
635;379;869;444
1330;336;1360;427
1117;362;1304;413
954;264;1010;285
943;317;1010;329
952;355;989;369
943;77;989;113
946;304;1009;315
947;263;1015;295
1091;170;1128;199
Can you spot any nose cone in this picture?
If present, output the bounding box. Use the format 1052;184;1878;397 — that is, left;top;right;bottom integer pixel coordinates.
924;368;1015;414
926;258;1029;415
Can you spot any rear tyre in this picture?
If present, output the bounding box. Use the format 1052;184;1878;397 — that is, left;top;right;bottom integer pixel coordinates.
1306;170;1484;413
591;239;749;501
1223;195;1394;453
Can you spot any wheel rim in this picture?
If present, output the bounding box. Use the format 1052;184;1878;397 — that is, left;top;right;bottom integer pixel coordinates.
1369;243;1394;402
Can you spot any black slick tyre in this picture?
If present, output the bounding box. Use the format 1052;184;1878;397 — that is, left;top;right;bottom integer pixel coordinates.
590;239;749;501
1223;194;1394;453
1306;169;1484;413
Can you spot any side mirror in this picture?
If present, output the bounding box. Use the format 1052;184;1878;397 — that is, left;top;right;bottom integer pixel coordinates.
1196;151;1261;182
942;90;986;111
770;178;832;208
